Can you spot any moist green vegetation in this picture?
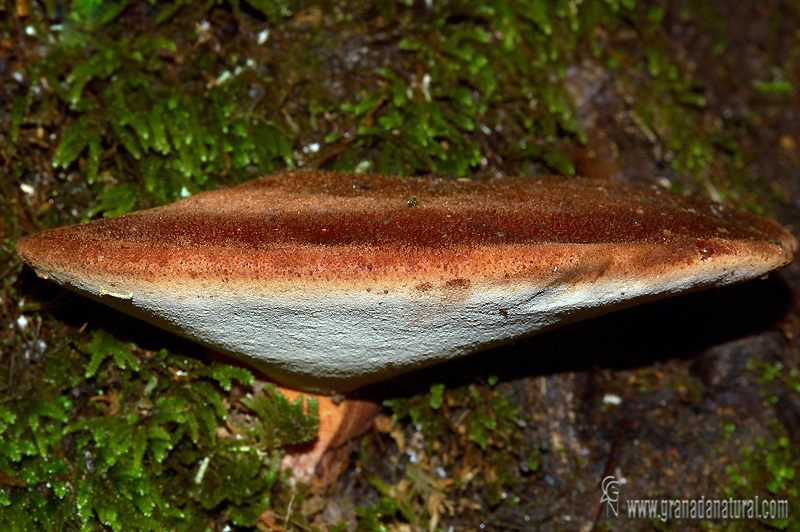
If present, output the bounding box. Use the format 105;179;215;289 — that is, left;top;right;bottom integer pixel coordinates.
13;0;294;218
327;0;620;177
2;0;782;530
725;435;796;530
626;5;772;211
0;327;318;531
8;0;658;220
718;359;800;530
369;378;537;529
5;0;746;218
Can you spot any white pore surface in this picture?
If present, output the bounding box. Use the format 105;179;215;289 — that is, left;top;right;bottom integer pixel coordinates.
49;254;766;392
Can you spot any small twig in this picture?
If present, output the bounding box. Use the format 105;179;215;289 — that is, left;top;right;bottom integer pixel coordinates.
0;258;20;282
283;493;294;530
589;417;632;531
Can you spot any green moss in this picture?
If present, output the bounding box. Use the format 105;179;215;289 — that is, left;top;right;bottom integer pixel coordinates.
724;435;796;530
9;0;745;213
355;497;404;532
378;378;538;522
7;0;654;223
718;359;800;530
327;0;637;176
752;68;794;95
747;358;800;406
0;329;317;531
37;30;292;216
616;3;775;212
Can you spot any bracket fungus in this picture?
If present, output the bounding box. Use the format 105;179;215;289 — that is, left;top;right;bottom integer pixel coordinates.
16;172;797;393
